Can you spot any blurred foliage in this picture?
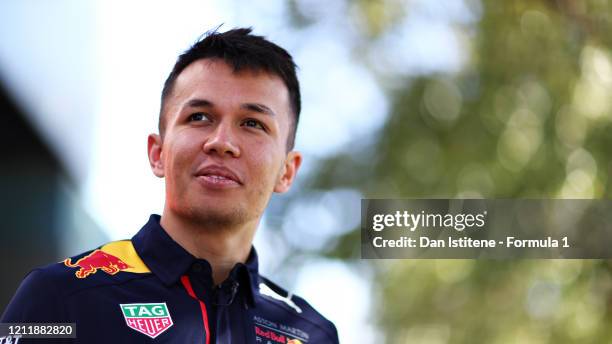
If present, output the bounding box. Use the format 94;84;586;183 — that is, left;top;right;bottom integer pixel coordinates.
286;0;612;343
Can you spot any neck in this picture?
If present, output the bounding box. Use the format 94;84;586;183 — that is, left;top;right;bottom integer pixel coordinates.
159;209;258;285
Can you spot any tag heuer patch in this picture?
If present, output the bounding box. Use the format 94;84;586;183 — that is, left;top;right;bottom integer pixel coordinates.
120;303;173;338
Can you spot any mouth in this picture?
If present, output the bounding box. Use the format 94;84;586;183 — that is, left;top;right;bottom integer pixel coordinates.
194;165;242;187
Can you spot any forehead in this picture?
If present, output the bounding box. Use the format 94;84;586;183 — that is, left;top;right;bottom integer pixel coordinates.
168;58;290;115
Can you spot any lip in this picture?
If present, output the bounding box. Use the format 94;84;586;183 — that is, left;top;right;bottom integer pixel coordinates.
194;165;242;187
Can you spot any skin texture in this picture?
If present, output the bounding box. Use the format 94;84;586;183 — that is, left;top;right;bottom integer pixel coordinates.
147;58;302;284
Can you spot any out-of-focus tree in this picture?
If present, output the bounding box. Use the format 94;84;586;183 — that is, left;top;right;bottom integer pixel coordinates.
280;0;612;342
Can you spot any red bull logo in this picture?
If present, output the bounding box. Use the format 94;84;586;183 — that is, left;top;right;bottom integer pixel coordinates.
255;326;286;343
287;339;303;344
64;249;132;278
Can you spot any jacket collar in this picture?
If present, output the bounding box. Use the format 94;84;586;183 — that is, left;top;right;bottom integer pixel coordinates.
132;214;259;306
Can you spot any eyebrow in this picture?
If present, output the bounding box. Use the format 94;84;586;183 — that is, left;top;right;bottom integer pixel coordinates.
241;103;276;117
185;98;276;116
186;98;213;108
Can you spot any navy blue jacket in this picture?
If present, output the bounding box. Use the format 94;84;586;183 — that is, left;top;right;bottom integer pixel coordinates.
1;215;339;343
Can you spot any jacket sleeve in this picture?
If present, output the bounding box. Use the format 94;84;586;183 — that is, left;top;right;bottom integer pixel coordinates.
1;268;66;322
328;322;340;344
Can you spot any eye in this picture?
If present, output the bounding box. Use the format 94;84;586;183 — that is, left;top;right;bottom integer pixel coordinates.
188;112;210;122
242;119;266;131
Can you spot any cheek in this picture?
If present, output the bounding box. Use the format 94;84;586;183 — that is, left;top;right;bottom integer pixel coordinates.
246;143;284;183
164;136;199;182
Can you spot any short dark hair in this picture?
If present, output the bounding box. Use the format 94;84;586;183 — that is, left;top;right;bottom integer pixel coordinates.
159;27;301;150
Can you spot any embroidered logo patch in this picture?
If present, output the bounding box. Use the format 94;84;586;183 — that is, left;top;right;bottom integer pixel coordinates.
120;303;173;338
64;250;132;278
253;315;309;343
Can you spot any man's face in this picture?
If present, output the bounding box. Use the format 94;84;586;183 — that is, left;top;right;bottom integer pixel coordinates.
148;58;301;228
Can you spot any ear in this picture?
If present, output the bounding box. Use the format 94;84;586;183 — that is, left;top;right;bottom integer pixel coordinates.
147;134;165;178
274;151;302;193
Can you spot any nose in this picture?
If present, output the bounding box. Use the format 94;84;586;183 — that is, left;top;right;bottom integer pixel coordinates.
202;122;241;158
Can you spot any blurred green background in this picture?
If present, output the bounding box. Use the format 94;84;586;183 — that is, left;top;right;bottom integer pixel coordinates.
277;0;612;343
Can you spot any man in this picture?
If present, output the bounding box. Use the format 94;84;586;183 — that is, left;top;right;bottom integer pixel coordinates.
1;28;339;343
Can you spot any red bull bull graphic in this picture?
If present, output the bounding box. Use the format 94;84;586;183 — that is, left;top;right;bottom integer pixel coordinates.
63;249;132;278
120;303;173;338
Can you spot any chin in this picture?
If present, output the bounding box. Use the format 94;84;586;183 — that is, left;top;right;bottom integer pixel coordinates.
185;205;249;229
